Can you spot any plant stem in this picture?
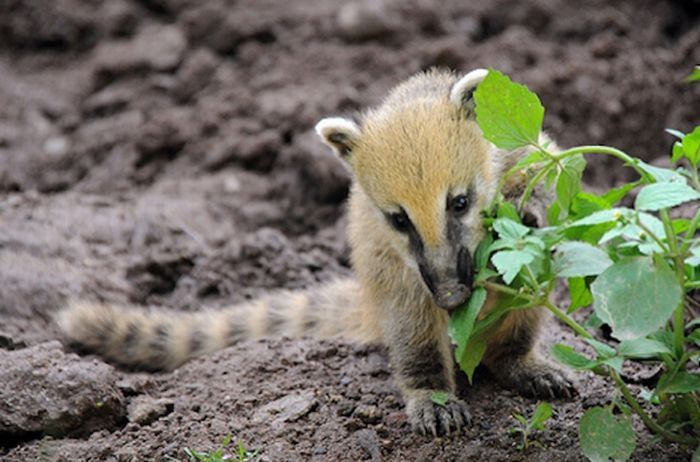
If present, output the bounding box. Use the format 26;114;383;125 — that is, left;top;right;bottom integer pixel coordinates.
541;299;593;340
679;208;700;256
518;162;553;211
554;146;654;182
610;368;696;445
634;215;670;253
660;208;687;358
479;280;530;300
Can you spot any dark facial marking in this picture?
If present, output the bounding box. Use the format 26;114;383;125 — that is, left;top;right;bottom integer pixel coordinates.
457;247;474;287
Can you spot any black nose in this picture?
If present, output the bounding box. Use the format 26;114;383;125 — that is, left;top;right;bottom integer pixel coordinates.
457;247;474;286
434;282;471;311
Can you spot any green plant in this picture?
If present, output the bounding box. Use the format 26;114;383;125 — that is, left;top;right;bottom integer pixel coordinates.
688;66;700;83
430;390;450;406
449;69;700;460
510;402;553;450
180;435;261;462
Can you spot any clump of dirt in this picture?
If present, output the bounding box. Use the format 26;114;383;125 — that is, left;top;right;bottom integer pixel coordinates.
0;0;698;460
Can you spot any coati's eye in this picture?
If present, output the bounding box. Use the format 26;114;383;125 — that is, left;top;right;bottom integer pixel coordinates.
450;194;470;216
389;211;410;232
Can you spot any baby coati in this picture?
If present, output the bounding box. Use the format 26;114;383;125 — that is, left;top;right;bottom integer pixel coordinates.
58;68;574;437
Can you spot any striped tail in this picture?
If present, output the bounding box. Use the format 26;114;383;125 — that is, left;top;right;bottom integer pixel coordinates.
56;278;370;371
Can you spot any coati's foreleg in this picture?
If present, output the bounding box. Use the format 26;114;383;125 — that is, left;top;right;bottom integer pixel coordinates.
382;298;471;436
482;307;575;398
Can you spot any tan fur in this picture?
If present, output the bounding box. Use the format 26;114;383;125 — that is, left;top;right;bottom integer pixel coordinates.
58;69;572;435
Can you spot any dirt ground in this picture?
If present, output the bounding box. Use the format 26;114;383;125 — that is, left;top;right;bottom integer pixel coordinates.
1;0;699;460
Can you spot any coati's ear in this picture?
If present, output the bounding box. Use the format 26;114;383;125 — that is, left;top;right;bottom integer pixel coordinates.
449;68;488;117
315;117;361;161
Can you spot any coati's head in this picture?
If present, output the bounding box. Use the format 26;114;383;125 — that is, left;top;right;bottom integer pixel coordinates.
316;69;498;312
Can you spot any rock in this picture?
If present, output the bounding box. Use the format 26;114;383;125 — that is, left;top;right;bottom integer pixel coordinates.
337;0;397;41
134;108;196;167
204;129;280;172
174;48;219;102
0;0;101;50
127;396;174;426
251;391;318;425
94;24;187;77
0;333;26;351
355;429;382;462
353;404;382;424
0;341;125;437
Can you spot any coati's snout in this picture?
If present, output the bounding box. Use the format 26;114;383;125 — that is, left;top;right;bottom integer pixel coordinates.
419;246;474;312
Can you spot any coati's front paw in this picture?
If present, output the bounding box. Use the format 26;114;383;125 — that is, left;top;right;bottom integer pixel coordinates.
406;391;471;436
497;360;576;399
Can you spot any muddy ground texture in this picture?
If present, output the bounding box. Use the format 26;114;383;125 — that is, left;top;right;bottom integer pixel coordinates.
1;0;699;460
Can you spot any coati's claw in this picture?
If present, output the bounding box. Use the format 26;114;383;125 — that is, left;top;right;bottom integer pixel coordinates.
407;394;471;436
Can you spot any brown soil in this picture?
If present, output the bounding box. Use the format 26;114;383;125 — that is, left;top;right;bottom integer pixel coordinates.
1;0;698;460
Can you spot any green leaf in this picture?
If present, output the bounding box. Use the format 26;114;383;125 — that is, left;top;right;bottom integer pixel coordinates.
459;334;488;384
693;445;700;462
688;246;700;267
568;277;593;313
584;338;617;358
661;372;700;394
636;160;686;183
552;344;598;370
492;250;534;284
474;234;495;271
493;218;530;240
673;141;685;163
476;267;499;282
591;257;683;341
430;391;449;407
666;128;686;140
635;182;700;211
571;192;611;218
554;242;613;278
473;69;544;150
687;66;700;83
672;218;690;234
510;149;549;172
529;402;553;430
681;126;700;166
497;201;521;222
602;356;624;372
449;287;487;368
601;182;639;206
549;155;586;224
618;338;672;359
579;407;636;462
567;208;626;228
585;311;604;329
650;330;675;354
687;329;700;346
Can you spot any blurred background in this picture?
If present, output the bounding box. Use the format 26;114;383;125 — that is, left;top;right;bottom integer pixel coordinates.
0;1;698;460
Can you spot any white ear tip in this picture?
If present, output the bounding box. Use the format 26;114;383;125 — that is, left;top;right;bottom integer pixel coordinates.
449;68;489;106
315;117;360;139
